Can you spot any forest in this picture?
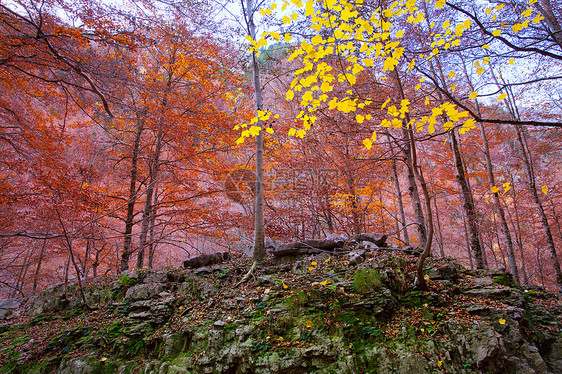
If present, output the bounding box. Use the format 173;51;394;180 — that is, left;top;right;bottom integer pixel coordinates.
0;0;561;298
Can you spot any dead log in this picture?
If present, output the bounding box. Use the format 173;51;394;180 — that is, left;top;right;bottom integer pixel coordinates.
350;233;388;248
183;252;231;269
271;239;346;257
271;234;387;257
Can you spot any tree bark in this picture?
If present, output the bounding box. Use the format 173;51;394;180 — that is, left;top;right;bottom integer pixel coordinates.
515;126;562;293
388;140;409;245
120;115;145;272
449;130;486;269
401;127;427;248
244;0;266;264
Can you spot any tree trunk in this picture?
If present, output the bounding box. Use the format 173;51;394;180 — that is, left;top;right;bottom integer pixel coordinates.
449;130;486;269
136;127;163;268
120;116;145;272
389;140;409;245
393;70;433;290
147;203;157;269
460;54;519;281
401;127;427;248
32;239;47;292
245;0;266;264
515;126;562;293
432;191;445;257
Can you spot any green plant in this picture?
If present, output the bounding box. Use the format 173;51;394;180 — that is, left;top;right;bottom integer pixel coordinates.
353;269;382;294
493;274;514;287
119;274;137;288
285;290;308;314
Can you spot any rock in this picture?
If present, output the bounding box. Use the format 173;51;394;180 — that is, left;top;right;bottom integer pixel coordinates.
125;283;165;301
0;298;22;320
213;320;227;329
348;250;366;266
472;277;494;287
256;276;274;286
194;267;211;275
120;269;140;281
430;262;462;282
183;252;231;269
144;271;168;284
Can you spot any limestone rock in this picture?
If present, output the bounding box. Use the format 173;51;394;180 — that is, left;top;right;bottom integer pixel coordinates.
125;283;165;301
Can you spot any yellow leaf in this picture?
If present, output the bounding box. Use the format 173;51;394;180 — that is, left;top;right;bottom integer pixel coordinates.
448;71;456;78
435;0;445;9
469;91;478;99
513;23;524;33
101;357;108;362
496;93;507;101
503;182;511;192
415;84;421;90
363;58;374;66
438;360;443;367
381;98;391;110
491;186;500;193
521;8;533;18
265;128;274;134
371;131;377;142
288;128;296;136
356;114;365;123
311;261;317;266
308;266;314;271
477;67;484;75
425;97;430;106
363;138;373;149
499;318;506;325
541;185;548;195
286;90;294;101
482;44;490;49
396;30;404;38
283;282;288;289
509;58;515;65
492;29;501;37
305;320;313;328
284;33;292;42
296;129;306;138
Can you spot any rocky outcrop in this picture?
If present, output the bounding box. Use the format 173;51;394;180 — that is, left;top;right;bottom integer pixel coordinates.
0;254;560;374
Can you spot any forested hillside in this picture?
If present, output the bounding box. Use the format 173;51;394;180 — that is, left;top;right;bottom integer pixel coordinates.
1;0;561;298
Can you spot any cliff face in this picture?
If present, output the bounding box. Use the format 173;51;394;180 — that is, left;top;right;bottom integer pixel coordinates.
1;250;561;374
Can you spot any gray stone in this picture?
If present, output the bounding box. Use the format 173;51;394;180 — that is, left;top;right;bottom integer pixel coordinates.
348;250;366;266
472;277;494;287
125;283;165;301
0;298;22;310
144;271;169;284
256;276;274;286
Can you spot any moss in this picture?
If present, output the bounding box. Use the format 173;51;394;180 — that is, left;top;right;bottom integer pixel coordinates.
45;326;91;354
493;274;514;287
399;290;432;308
353;269;382;294
119;274;138;288
285;290;308;315
92;361;120;374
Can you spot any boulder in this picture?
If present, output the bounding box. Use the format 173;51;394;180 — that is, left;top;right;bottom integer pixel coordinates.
125;283;165;301
183;252;231;269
